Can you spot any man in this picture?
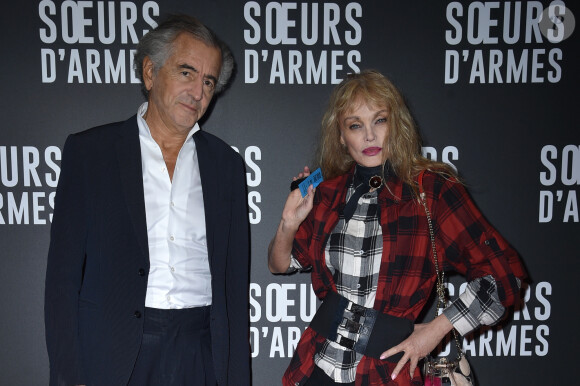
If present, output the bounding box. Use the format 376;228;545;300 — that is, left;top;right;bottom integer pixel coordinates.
44;15;250;385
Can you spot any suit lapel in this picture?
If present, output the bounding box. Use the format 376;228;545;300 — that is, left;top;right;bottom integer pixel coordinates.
115;116;149;262
193;132;215;264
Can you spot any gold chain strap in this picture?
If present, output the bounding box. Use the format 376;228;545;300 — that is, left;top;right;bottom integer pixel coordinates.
419;188;464;359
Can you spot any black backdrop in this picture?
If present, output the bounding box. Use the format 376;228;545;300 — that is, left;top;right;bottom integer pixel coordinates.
0;1;578;384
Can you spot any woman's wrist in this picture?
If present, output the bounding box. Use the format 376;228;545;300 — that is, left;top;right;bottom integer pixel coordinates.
279;217;301;235
431;313;454;340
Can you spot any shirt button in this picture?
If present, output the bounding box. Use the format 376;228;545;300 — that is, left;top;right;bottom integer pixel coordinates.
134;311;141;318
166;295;171;301
138;268;145;276
170;235;175;241
359;250;364;255
170;266;175;272
171;201;175;207
357;284;361;288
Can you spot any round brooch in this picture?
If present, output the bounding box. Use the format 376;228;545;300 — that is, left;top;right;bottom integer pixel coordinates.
369;175;383;189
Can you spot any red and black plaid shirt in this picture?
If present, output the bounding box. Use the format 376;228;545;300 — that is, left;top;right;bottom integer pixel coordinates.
283;169;526;386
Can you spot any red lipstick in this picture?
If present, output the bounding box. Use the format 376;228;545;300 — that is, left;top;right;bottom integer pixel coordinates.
363;147;382;156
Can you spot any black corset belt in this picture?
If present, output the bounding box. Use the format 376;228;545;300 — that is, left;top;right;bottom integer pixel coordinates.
309;291;414;363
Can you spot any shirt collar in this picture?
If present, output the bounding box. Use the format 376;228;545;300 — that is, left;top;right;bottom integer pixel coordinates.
137;102;200;143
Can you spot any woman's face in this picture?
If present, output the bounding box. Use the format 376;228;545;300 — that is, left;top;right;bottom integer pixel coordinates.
339;99;389;167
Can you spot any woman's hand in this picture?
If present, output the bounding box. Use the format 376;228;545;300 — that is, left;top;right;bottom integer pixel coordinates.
268;166;316;273
282;167;315;229
379;314;453;380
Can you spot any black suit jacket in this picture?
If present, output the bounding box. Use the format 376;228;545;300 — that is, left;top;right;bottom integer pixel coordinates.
45;116;250;385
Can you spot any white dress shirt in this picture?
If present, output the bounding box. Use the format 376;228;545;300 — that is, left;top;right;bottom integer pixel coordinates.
137;102;212;309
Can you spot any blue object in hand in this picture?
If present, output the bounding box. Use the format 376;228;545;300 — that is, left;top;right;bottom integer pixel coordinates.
298;168;323;197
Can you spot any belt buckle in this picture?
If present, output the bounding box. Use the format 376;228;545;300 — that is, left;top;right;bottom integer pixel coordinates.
346;301;365;316
336;333;356;350
339;317;362;334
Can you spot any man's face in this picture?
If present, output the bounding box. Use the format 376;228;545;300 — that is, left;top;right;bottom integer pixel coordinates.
144;33;222;135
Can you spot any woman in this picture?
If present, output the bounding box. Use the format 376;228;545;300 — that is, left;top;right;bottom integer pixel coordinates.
268;70;526;385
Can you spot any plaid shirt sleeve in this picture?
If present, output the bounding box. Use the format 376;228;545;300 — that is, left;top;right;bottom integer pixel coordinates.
442;275;521;336
427;174;526;309
286;255;308;272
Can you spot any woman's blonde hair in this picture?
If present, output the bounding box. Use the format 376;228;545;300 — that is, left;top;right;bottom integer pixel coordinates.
318;70;455;191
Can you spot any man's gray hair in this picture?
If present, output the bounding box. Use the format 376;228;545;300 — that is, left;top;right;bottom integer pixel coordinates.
134;15;234;98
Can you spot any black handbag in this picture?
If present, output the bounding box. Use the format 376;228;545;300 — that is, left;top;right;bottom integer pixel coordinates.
418;171;474;386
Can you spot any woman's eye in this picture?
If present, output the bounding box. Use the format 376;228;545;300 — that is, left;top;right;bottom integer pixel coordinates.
376;117;387;124
349;123;361;130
